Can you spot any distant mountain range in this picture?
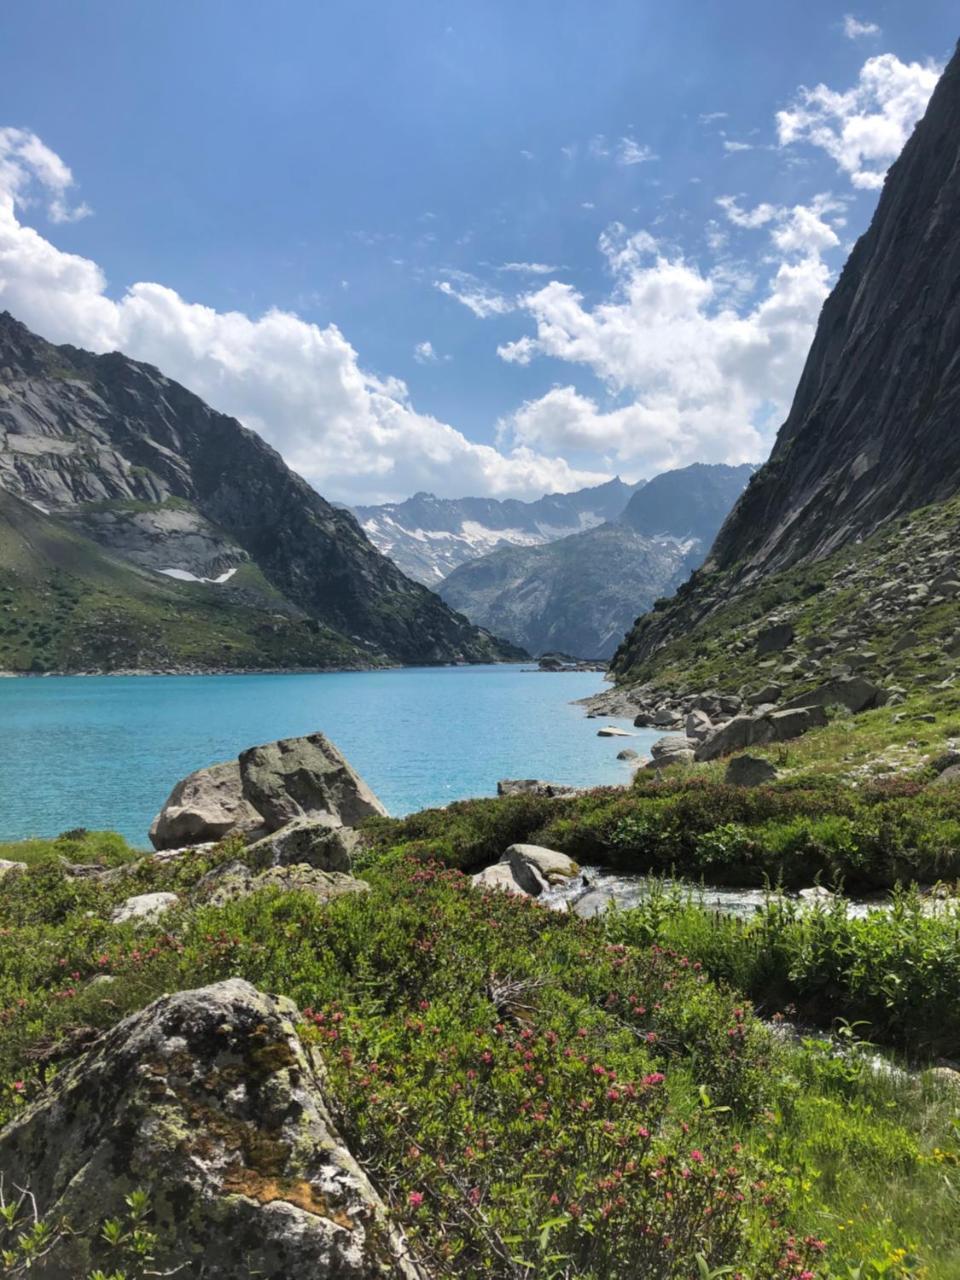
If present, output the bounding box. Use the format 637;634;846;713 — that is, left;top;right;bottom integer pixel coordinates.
0;313;522;673
353;477;644;585
437;464;754;659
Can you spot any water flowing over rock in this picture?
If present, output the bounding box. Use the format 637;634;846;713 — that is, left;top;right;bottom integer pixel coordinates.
0;979;424;1278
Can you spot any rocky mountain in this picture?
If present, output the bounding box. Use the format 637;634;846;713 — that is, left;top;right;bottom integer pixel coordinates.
353;476;643;585
0;313;522;672
438;464;753;659
614;42;960;684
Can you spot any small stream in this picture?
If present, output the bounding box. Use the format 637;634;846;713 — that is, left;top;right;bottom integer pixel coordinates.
542;867;911;920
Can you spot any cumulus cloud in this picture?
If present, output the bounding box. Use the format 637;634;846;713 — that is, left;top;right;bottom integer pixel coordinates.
776;52;941;188
843;15;881;39
717;193;845;255
413;340;439;363
495;198;843;475
0;130;603;505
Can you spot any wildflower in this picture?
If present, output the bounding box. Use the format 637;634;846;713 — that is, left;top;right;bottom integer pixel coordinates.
408;1191;424;1208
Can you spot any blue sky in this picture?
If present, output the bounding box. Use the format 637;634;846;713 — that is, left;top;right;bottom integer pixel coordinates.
0;2;955;503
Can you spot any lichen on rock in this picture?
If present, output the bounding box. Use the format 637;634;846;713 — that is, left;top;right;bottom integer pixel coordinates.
0;979;423;1278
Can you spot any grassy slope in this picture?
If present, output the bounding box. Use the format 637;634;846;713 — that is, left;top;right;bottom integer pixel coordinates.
612;494;960;702
0;491;378;672
0;843;957;1277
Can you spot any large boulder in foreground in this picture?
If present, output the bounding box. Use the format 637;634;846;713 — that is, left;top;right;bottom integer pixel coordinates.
150;732;387;850
0;979;422;1279
149;759;265;850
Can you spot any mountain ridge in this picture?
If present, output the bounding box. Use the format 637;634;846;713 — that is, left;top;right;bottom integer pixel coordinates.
0;312;523;672
353;476;644;585
438;464;753;659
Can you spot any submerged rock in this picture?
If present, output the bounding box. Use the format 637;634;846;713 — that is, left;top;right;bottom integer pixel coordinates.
0;979;423;1279
496;779;580;798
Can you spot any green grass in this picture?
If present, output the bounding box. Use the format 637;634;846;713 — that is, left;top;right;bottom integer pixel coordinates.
0;843;956;1277
361;763;960;891
0;490;379;672
0;829;141;869
612;493;960;701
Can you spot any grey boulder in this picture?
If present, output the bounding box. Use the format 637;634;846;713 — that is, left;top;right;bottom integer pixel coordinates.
505;843;579;891
471;862;538;895
725;755;778;787
195;861;370;908
246;818;361;872
756;623;795;655
646;734;696;768
781;676;887;714
149;759;264;851
150;733;387;851
0;979;423;1279
239;733;387;830
696;705;828;761
110;892;180;926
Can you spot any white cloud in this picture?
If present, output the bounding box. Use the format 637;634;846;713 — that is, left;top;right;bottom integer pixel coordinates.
723;140;754;153
716;196;779;228
0;129;604;505
698;111;729;125
413;340;439;363
0;127;92;223
777;52;941;188
843;15;881;39
617;138;658;166
495;208;838;475
498;261;557;275
434;273;514;318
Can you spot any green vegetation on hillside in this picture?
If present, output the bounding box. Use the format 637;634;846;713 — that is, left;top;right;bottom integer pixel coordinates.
0;841;957;1278
612;495;960;700
0;492;378;672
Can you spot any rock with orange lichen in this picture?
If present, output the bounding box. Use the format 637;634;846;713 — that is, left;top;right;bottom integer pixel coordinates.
0;979;424;1278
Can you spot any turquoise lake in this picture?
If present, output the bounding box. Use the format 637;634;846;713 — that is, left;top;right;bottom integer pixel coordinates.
0;666;654;846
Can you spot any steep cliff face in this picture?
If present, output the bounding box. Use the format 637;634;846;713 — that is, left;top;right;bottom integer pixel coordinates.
614;42;960;679
0;314;522;670
713;42;960;579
